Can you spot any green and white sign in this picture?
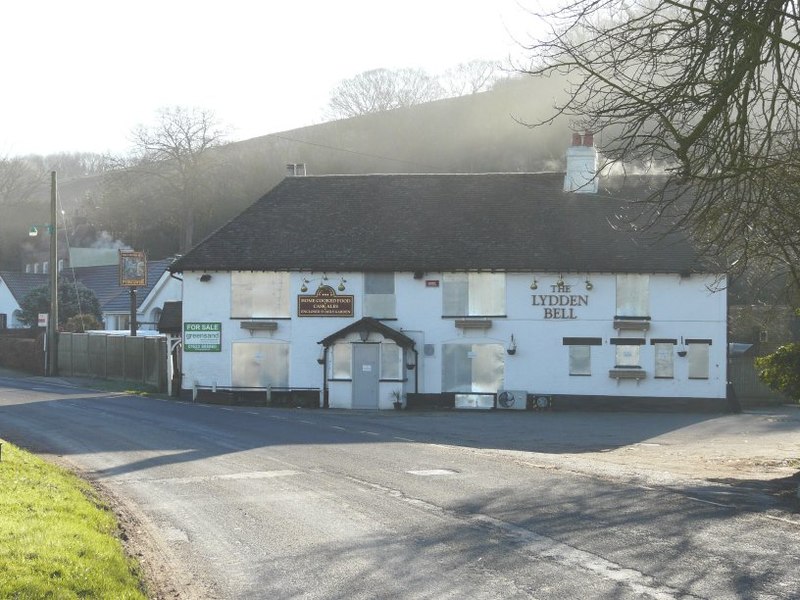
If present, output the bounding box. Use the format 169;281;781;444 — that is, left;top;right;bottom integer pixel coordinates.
184;322;222;352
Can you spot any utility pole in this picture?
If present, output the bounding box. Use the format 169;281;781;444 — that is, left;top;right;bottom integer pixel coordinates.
48;171;58;376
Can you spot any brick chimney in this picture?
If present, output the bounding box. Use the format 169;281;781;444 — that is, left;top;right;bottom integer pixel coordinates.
563;133;598;193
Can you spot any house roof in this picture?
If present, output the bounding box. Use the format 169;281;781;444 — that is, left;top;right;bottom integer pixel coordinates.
66;258;176;313
169;173;707;274
0;272;49;304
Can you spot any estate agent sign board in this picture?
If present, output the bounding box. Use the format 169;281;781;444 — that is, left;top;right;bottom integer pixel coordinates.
298;285;354;317
184;322;222;352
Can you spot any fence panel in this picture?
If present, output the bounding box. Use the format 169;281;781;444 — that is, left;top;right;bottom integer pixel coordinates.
143;338;166;389
88;335;107;378
728;356;781;402
124;337;145;382
71;334;90;376
106;336;125;379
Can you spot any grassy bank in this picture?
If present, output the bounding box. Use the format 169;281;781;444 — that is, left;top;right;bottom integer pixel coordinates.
0;440;146;599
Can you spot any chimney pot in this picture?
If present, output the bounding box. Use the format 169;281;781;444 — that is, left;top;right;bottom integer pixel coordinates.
583;132;594;147
571;132;582;146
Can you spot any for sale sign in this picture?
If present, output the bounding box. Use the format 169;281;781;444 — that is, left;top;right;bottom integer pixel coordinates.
184;322;222;352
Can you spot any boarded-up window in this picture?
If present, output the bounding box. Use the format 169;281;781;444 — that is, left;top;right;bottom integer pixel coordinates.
442;343;504;393
688;341;711;379
364;273;396;318
443;273;505;316
330;342;352;379
616;274;649;317
653;342;675;378
232;342;289;387
231;271;290;318
380;341;402;379
563;337;601;376
569;345;591;375
611;337;645;368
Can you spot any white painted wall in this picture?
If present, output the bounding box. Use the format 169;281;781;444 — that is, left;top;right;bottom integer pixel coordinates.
180;270;728;407
0;278;23;327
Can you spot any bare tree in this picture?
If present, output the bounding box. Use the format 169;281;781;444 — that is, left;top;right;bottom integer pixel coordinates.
522;1;800;291
126;106;227;252
327;68;445;118
441;60;506;97
0;156;44;205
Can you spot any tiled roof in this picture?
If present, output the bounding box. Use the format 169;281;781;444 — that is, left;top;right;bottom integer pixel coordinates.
170;173;708;274
65;258;176;312
0;272;49;304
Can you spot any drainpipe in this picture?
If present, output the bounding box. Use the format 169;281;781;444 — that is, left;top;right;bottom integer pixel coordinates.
320;345;329;408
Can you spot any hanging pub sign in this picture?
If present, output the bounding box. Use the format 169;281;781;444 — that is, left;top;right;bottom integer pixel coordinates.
298;285;354;317
119;250;147;287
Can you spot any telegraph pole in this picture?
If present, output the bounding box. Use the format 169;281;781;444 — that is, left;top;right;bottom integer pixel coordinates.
48;171;58;376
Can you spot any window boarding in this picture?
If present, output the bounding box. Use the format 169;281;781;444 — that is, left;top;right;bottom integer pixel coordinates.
443;272;505;317
616;274;649;317
232;342;289;388
687;339;712;379
364;273;396;318
563;337;602;376
231;271;290;318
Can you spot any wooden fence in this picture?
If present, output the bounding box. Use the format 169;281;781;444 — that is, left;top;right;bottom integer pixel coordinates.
57;332;168;392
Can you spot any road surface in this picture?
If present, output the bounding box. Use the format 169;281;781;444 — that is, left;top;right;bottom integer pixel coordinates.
0;375;797;599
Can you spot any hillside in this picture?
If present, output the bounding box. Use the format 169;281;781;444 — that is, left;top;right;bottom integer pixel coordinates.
2;76;570;269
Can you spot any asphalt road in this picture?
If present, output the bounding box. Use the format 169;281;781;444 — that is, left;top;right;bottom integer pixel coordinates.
1;375;798;599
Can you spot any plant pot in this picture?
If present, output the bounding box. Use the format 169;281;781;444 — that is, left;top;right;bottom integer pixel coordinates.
393;401;403;410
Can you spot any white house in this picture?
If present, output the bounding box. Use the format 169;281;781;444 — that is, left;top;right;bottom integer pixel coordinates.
169;137;728;410
0;272;48;328
0;258;181;332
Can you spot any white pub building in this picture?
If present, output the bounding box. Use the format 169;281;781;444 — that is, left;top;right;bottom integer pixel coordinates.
170;137;728;411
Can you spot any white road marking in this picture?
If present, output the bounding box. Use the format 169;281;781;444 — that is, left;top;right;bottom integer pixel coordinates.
112;470;301;485
349;475;687;600
360;430;379;436
407;469;458;476
394;436;416;442
685;496;731;508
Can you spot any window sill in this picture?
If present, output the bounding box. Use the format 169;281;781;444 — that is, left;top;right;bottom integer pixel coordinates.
240;321;278;331
609;368;646;380
613;316;651;331
454;319;493;330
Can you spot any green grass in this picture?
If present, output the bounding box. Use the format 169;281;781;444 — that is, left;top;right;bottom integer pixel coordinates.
0;440;146;599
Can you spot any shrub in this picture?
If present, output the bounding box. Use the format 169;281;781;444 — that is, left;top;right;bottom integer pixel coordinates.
62;314;103;332
755;343;800;402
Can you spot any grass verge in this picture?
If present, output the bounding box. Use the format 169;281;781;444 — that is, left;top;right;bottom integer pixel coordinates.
0;439;146;599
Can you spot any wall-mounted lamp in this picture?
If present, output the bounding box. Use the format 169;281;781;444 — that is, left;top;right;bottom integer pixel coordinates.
200;273;212;282
585;278;593;291
557;274;565;287
406;351;416;370
317;346;326;365
358;328;370;342
507;334;517;355
530;278;538;290
300;278;309;293
337;277;347;292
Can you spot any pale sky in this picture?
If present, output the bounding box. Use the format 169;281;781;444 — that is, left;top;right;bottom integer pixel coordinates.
0;1;543;157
